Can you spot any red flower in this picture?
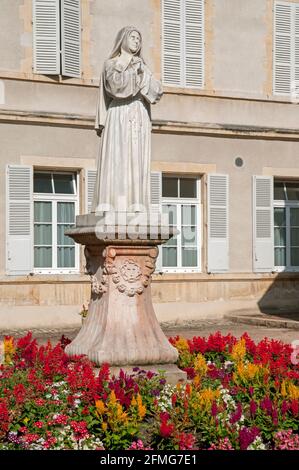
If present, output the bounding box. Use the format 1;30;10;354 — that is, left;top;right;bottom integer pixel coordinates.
70;420;89;441
34;421;44;429
175;432;196;450
13;383;27;404
160;421;174;438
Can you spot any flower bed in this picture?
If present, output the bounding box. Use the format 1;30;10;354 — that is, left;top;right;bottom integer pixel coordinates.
0;332;298;450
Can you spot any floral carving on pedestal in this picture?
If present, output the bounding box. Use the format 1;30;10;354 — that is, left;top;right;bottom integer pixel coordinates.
85;246;158;298
90;271;108;295
108;248;157;297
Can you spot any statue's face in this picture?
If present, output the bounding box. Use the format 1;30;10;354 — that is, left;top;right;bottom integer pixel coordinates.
127;31;141;54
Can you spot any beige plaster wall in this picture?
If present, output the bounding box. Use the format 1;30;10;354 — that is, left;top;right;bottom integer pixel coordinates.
1;79;97;116
0;0;23;71
212;0;268;96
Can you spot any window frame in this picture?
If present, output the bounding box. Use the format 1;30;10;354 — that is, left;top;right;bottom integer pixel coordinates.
274;181;299;272
161;176;202;273
33;171;80;274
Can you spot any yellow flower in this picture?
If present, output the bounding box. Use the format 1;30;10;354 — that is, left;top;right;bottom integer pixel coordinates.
194;353;208;378
231;338;246;363
174;337;189;353
234;363;267;383
193;375;201;388
137;393;146;420
196;388;220;410
95;399;106;415
131;396;137;407
4;336;15;364
116;403;128;423
109;390;117;405
288;383;299;401
101;422;108;431
281;380;287;397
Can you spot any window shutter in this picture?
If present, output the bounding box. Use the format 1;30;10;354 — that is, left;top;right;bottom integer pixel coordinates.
253;176;274;272
274;1;293;95
86;169;97;213
185;0;204;88
6;165;33;275
207;174;229;273
61;0;81;78
33;0;60;75
162;0;182;86
295;3;299;95
150;172;163;272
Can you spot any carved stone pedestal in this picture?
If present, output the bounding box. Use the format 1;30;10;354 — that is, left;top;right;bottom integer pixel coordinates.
65;215;184;379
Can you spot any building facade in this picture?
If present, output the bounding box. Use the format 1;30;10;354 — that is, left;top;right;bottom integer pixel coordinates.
1;0;299;319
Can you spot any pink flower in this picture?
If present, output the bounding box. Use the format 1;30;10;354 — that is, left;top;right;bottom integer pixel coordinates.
34;421;44;429
209;438;234;450
274;430;299;450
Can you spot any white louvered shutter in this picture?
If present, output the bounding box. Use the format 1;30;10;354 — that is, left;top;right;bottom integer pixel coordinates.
274;1;295;95
61;0;81;78
6;165;33;275
33;0;60;75
253;176;274;272
150;172;162;213
162;0;204;88
185;0;204;88
207;174;229;273
295;3;299;96
86;169;97;213
162;0;182;86
150;172;163;272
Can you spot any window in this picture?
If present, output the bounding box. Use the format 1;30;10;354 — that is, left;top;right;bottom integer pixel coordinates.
33;172;79;273
33;0;81;78
162;0;204;88
161;176;201;272
273;1;299;97
274;181;299;270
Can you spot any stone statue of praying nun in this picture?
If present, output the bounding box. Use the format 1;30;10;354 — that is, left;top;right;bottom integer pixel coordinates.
92;26;163;214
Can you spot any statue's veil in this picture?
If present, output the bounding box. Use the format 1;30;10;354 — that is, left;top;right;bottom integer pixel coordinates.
95;26;143;131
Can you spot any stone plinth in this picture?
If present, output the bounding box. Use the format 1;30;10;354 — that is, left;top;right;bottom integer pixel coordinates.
65;215;183;378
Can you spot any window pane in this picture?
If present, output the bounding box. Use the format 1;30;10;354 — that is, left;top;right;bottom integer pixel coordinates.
162;247;177;266
182;248;197;267
181;205;196;225
34;173;53;193
34;225;52;245
164;235;177;246
291;248;299;266
57;247;75;268
57;202;75;223
34;247;52;268
274;207;285;227
291;228;299;246
162;205;177;225
274;247;286;266
162;177;178;197
274;182;285;200
286;183;299;201
274;227;286;246
34;202;52;223
57;225;75;245
180;178;197;198
182;226;197;245
290;208;299;226
54;174;75;194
